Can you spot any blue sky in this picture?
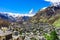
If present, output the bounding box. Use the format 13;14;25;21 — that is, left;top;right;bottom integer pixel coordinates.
0;0;51;14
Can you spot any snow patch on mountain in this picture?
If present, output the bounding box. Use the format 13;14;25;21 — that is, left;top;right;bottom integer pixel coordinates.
40;7;47;11
45;0;60;6
0;12;35;17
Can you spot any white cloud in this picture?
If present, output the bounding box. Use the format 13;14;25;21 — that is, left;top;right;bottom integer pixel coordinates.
44;0;60;6
45;0;60;3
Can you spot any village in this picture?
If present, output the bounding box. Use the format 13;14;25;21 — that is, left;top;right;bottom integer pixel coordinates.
0;22;60;40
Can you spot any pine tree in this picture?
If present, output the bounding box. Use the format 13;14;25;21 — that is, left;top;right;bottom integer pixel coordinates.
50;30;59;40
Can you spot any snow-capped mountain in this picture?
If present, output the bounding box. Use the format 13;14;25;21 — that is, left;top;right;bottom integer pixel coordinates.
0;12;16;22
0;9;35;22
0;12;34;22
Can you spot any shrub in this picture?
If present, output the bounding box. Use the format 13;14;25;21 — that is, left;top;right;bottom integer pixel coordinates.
44;30;59;40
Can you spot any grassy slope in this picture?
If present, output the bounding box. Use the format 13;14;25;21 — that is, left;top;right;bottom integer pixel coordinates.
53;18;60;27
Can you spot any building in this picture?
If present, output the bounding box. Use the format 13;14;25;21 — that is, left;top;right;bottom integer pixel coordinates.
0;30;12;40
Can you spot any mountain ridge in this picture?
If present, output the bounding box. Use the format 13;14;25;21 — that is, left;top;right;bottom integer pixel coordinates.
30;5;60;27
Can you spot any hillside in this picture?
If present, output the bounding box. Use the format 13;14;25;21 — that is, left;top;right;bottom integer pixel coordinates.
0;19;11;28
30;5;60;27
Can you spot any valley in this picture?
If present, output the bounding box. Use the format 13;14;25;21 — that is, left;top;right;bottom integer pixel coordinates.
0;2;60;40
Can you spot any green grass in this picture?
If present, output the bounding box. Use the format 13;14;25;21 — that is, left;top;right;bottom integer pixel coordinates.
53;18;60;27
